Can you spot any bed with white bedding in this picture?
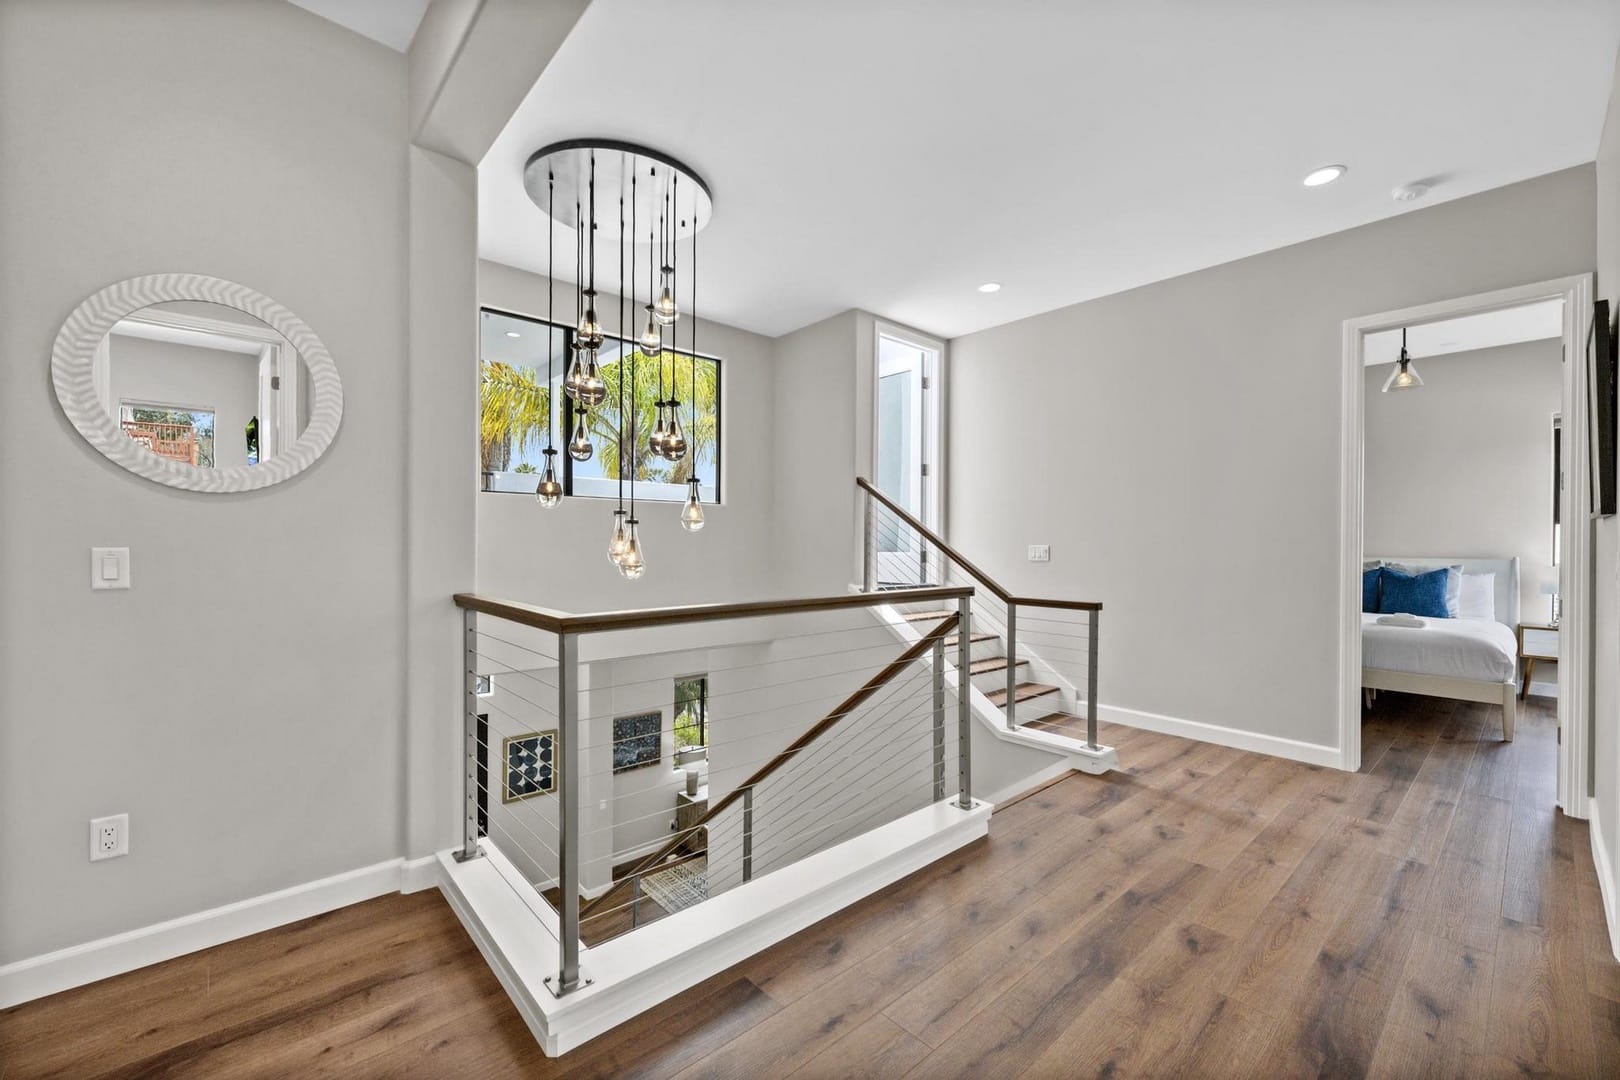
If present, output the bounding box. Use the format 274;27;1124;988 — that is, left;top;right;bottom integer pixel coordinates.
1362;556;1519;740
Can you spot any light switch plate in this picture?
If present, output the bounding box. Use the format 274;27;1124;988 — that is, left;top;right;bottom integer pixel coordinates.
90;547;130;590
1028;545;1051;563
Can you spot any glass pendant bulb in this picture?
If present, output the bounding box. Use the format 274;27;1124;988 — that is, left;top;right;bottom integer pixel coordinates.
535;449;562;508
649;401;668;456
617;518;645;580
577;352;607;407
680;477;705;531
568;408;593;461
577;291;604;349
607;508;630;564
663;405;687;460
640;306;663;357
563;344;587;401
653;269;678;325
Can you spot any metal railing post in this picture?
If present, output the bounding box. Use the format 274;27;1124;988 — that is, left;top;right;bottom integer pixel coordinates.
956;596;973;809
862;492;876;592
551;631;585;995
457;608;481;862
932;636;947;800
631;874;641;928
742;786;754;882
1004;603;1018;730
1087;608;1100;750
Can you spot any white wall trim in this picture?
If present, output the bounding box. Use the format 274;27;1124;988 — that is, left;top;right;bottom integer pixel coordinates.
0;857;430;1009
981;759;1077;806
1100;703;1345;770
1339;273;1594;797
1591;802;1620;962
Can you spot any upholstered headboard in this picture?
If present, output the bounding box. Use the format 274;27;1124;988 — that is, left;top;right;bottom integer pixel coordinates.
1368;556;1520;631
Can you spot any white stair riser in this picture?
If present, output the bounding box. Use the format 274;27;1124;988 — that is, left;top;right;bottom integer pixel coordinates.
969;661;1030;695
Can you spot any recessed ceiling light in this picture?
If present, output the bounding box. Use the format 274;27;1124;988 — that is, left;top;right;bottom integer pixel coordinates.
978;282;1002;293
1303;165;1346;187
505;330;521;338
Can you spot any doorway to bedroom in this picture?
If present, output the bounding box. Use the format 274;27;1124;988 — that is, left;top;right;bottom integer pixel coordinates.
1343;276;1594;818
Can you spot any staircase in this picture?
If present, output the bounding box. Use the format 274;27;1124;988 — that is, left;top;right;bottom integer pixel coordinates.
895;605;1117;773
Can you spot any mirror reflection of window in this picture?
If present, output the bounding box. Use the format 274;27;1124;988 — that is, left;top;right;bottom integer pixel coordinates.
93;302;307;470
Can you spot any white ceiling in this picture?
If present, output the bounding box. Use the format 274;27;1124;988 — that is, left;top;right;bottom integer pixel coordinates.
479;0;1620;340
287;0;430;52
1363;299;1564;366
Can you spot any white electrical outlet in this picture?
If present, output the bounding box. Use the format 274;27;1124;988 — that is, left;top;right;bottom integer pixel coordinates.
90;814;128;861
1028;544;1051;563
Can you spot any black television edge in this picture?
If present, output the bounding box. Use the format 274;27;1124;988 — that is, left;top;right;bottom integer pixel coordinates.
1592;298;1617;517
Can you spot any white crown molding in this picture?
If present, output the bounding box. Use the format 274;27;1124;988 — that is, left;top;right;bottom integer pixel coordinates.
52;273;343;493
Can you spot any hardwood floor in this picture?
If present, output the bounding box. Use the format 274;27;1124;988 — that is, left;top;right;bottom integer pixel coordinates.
3;694;1615;1078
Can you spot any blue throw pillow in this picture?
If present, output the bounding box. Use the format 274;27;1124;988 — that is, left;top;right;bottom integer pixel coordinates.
1378;567;1451;619
1363;568;1382;612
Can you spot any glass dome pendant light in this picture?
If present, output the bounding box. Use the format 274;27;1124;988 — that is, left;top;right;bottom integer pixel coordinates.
576;154;605;349
653;175;679;326
660;218;689;462
568;406;593;461
536;171;563;508
1382;326;1424;392
620;315;646;580
640;215;663;356
681;477;704;531
680;213;704;532
608;186;633;565
563;201;590;403
575;347;607;407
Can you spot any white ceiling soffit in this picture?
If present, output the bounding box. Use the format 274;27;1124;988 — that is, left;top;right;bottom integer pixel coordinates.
1363;299;1565;366
287;0;431;52
478;0;1620;341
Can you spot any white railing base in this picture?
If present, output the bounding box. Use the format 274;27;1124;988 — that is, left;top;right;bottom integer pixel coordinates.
437;797;991;1057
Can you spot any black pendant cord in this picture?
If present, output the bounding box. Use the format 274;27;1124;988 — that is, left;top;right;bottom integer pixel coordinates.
690;210;698;466
592;154;600;297
575;200;583;331
618;188;626;511
658;202;666;409
669;174;679;409
546;171;555;450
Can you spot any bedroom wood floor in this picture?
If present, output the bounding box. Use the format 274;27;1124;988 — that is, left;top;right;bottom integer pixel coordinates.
4;695;1615;1079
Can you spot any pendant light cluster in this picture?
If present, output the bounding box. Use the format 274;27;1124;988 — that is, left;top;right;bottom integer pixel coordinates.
522;140;714;578
1382;327;1423;392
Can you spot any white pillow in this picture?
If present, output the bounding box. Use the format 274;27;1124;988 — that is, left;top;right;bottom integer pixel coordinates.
1457;572;1496;620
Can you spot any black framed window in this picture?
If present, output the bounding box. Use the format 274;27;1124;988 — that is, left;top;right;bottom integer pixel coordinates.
674;675;707;753
479;307;721;502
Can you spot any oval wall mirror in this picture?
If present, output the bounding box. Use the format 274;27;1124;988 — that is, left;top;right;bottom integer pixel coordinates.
52;274;343;493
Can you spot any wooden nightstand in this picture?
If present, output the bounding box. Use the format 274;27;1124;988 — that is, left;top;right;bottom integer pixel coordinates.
1517;622;1559;700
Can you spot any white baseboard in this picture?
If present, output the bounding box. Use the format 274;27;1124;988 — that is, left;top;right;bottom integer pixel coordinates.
981;760;1076;806
0;855;439;1009
1590;803;1620;962
1099;703;1345;770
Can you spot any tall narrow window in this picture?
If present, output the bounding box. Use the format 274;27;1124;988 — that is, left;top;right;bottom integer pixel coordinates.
674;674;708;760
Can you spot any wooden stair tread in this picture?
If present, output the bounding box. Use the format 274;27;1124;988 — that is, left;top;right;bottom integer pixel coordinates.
902;609;956;622
986;682;1061;706
943;632;997;647
1022;712;1090;737
968;656;1020;675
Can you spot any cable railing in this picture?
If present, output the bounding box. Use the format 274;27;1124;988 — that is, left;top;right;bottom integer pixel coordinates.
452;583;976;997
856;477;1102;746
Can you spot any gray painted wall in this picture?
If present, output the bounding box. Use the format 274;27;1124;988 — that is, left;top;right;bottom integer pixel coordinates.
1364;339;1563;617
0;1;408;962
949;166;1595;750
1592;42;1620;915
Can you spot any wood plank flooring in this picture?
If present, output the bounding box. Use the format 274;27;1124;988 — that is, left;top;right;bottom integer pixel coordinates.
3;694;1614;1078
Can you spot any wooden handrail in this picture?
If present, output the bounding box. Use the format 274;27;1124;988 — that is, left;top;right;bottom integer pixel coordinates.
453;584;975;636
578;611;961;922
856;477;1101;612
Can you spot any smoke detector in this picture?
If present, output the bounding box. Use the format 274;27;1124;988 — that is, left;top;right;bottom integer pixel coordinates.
1391;182;1431;202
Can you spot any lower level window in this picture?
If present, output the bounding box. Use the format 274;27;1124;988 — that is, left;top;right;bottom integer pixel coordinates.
674;675;708;758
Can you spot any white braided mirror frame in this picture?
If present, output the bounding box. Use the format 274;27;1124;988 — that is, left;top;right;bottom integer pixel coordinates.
52;274;342;493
